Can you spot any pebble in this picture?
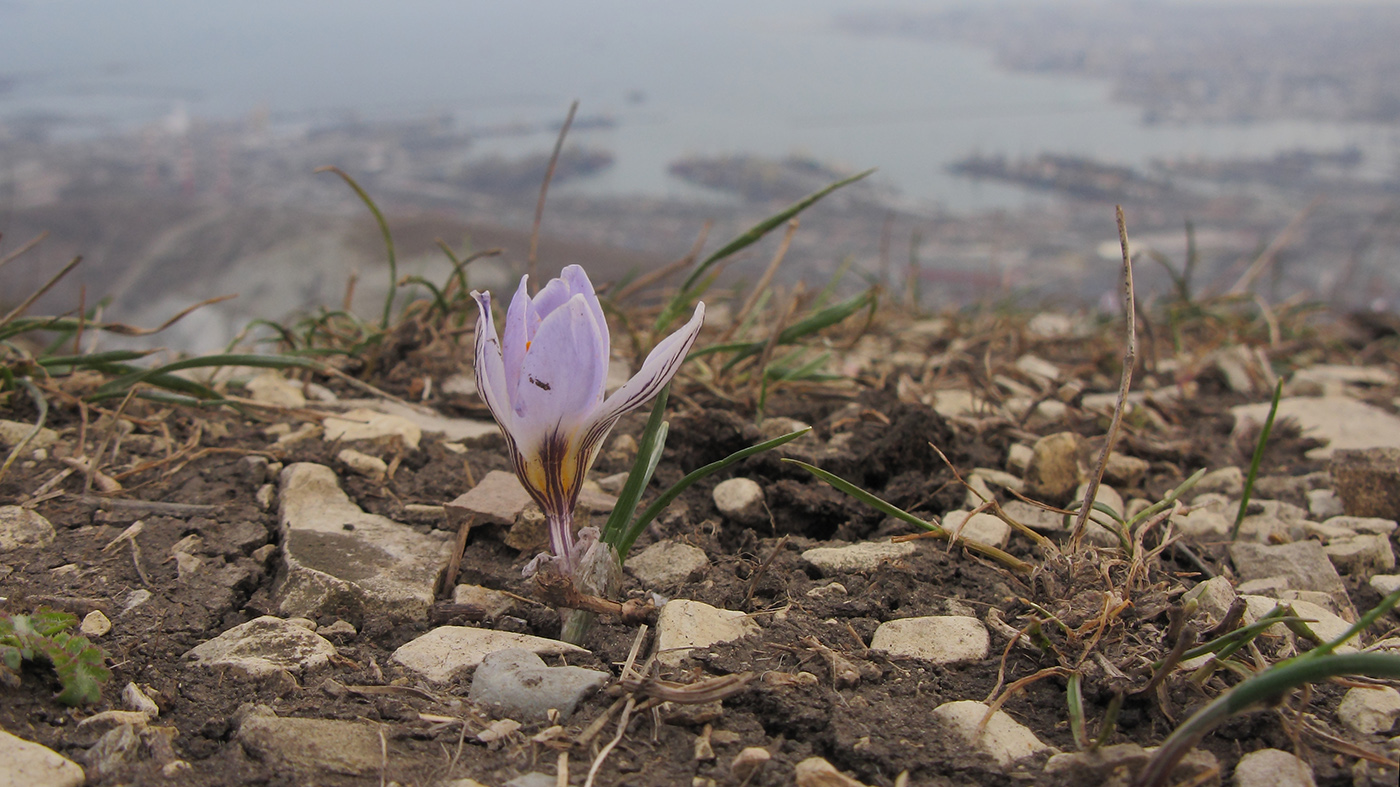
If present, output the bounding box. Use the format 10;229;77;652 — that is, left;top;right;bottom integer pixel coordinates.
1103;452;1150;489
1233;748;1316;787
1306;489;1345;520
1000;500;1064;532
869;616;989;665
943;511;1011;548
625;540;709;587
806;582;848;600
1172;507;1231;540
0;419;59;450
1043;743;1148;784
1331;447;1400;519
1230;541;1353;616
655;599;761;666
390;626;586;683
275;462;451;622
121;589;152;614
336;448;387;481
1337;686;1400;735
76;710;151;734
1323;534;1395;574
1370;574;1400;595
793;757;870;787
468;648;608;720
1182;576;1236;628
446;470;535;526
321;407;422;449
319;619;358;639
80;610;112;637
122;682;160;716
1006;443;1034;475
244;372;306;407
713;477;767;525
930;700;1053;766
1325;515;1398;535
503;774;556;787
83;723;180;778
730;747;771;783
1195;466;1244;496
0;505;56;551
452;584;517;618
185;615;337;678
801;541;915;574
1024;432;1083;503
237;712;384;775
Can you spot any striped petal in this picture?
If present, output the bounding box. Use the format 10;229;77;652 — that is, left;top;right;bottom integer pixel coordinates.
571;302;705;474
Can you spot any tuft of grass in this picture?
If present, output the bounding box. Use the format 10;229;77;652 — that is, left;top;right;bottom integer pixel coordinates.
1;608;111;706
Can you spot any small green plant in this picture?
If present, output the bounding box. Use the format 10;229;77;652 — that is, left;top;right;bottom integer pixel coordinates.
1;608;111;706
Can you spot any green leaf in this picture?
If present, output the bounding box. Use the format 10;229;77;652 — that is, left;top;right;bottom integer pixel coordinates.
600;384;673;550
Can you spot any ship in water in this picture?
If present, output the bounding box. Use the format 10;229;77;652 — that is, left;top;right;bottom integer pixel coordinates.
949;152;1175;202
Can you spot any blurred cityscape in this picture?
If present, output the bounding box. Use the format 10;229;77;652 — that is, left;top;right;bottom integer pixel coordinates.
3;2;1400;350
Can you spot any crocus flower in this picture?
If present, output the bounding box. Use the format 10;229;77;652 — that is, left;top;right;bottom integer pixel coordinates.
472;264;704;575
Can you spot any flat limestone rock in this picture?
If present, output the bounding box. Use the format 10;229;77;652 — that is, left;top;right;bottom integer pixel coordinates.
0;729;85;787
931;700;1053;766
1232;396;1400;459
322;407;422;449
1230;541;1354;618
0;505;56;552
625;540;709;587
275;463;452;622
391;626;586;683
237;714;383;775
870;616;990;665
1233;748;1316;787
447;470;535;526
185;615;336;677
801;541;916;574
655;599;761;665
467;648;608;720
332;399;499;445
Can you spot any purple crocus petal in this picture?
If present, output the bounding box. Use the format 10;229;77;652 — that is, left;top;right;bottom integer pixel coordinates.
470;290;513;439
502;276;533;406
571;302;706;472
508;293;609;518
558;265;609;357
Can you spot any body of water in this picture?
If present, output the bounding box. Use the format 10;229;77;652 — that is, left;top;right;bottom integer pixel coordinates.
2;0;1396;212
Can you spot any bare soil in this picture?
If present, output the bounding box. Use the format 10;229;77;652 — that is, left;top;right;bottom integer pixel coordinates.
2;313;1399;787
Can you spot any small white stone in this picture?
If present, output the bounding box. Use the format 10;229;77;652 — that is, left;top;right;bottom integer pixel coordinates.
1182;576;1236;627
1006;444;1034;475
322;407;422;450
713;478;767;525
245;372;307;408
336;448;387;481
446;470;534;526
1337;686;1400;735
802;541;915;574
390;626;585;683
1324;516;1398;536
730;748;772;784
256;483;276;510
0;505;56;552
1306;489;1345;520
625;540;709;587
943;511;1011;548
185;616;337;678
451;584;516;618
793;757;869;787
1234;748;1316;787
1324;534;1395;574
122;682;160;716
655;599;760;666
1370;575;1400;595
931;700;1053;766
0;729;85;787
80;610;112;637
1287;600;1360;652
870;616;989;665
1014;353;1061;382
1196;466;1245;496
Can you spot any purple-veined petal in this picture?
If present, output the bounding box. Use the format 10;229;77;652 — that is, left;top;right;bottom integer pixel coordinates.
571;302;705;474
508;293;610;518
470;290;513;439
532;275;574;322
502;276;533;405
559;264;609;355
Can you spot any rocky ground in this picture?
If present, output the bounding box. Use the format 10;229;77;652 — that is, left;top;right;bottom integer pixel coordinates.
2;301;1400;787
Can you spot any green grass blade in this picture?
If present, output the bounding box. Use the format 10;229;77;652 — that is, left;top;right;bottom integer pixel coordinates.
1230;379;1284;540
655;169;875;335
317;165;397;330
600;385;673;550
